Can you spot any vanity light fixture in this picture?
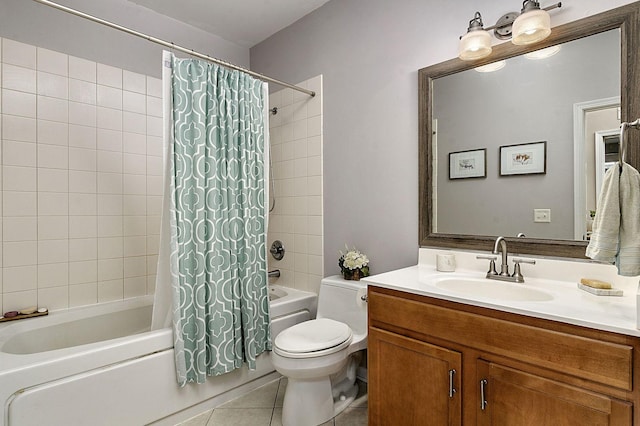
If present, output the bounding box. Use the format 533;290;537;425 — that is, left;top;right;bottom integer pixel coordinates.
458;1;562;61
458;12;493;61
512;0;553;45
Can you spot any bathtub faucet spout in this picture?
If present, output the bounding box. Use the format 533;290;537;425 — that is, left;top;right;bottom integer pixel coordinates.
268;269;281;278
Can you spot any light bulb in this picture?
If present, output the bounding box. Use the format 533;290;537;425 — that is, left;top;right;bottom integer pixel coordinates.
459;30;492;61
512;8;551;45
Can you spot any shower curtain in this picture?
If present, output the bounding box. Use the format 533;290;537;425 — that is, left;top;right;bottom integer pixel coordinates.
152;51;271;386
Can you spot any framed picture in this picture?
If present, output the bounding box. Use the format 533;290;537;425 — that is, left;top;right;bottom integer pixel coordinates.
448;148;487;179
499;141;547;176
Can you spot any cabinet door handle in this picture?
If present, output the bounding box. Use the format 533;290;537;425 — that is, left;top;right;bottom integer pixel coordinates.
480;379;488;411
448;369;456;398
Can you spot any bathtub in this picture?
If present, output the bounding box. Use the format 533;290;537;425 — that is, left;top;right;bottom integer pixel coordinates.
0;285;317;426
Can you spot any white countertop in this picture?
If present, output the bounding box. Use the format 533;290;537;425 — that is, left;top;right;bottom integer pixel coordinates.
363;248;640;338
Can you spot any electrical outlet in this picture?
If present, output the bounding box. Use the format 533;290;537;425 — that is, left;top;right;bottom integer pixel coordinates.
534;209;551;223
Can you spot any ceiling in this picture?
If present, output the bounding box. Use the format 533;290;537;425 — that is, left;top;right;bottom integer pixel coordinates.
128;0;331;47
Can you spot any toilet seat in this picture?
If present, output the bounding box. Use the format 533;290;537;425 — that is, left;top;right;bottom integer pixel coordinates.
273;318;353;359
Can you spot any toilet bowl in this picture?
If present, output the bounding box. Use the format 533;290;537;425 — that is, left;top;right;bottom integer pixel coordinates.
271;276;367;426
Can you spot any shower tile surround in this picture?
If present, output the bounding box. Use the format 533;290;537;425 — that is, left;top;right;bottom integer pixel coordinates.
267;76;324;294
0;37;319;311
0;38;163;312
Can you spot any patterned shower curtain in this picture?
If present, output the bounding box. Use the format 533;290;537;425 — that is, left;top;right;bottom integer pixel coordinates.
168;55;271;386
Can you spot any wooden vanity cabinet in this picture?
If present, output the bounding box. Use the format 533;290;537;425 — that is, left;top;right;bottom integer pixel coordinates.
369;328;462;425
368;286;639;425
476;361;631;425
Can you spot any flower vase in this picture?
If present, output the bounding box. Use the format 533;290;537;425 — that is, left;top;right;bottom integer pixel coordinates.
343;269;362;281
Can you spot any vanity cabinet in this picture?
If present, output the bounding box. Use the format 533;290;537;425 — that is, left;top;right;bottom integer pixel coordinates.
476;361;631;425
368;286;639;425
369;328;462;424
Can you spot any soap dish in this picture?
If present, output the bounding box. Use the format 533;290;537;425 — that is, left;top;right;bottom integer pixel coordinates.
578;283;623;296
0;307;48;322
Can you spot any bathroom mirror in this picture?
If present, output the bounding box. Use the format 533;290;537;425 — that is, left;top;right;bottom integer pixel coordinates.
419;2;640;258
433;30;619;242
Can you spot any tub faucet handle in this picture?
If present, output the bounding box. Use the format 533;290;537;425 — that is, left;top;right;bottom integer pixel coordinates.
270;240;285;261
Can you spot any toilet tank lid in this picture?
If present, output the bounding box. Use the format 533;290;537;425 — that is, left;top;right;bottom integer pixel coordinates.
274;318;352;353
321;275;367;289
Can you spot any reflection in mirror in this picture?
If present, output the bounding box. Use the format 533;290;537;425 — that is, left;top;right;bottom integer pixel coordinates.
419;2;640;259
581;104;620;240
432;30;619;241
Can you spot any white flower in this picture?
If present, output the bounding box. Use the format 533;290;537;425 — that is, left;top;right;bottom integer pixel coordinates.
342;249;369;270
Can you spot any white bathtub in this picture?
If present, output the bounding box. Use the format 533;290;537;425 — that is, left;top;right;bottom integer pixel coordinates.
0;285;317;426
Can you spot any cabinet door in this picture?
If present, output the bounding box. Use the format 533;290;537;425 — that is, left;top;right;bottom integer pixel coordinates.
476;360;632;426
369;327;462;426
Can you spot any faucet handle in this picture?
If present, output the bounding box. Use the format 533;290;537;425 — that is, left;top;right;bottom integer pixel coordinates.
476;255;498;276
512;258;536;265
511;258;536;283
477;255;497;261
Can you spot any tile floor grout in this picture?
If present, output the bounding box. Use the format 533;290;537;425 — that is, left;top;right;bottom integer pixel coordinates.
176;377;367;426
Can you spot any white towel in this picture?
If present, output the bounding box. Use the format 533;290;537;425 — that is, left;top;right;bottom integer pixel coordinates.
586;162;640;276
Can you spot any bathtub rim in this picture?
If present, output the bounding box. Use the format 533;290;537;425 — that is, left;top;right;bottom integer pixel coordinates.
0;284;314;338
0;285;316;364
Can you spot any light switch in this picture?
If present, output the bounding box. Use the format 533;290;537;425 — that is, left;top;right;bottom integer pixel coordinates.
534;209;551;223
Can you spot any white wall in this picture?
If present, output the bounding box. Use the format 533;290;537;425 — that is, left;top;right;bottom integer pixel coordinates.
0;0;250;312
0;37;164;312
250;0;639;275
267;76;324;293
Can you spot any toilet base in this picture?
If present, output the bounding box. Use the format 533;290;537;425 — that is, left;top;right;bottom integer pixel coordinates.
332;381;359;418
281;378;358;426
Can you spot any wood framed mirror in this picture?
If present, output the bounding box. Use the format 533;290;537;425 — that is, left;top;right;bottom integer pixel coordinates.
419;2;640;258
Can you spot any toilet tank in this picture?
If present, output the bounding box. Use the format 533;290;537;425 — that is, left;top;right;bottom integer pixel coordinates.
316;275;367;335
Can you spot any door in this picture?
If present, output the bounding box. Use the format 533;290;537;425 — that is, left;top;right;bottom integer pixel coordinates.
368;327;462;425
476;360;632;426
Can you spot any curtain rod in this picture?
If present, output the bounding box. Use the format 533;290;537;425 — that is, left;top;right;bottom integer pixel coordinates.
31;0;315;97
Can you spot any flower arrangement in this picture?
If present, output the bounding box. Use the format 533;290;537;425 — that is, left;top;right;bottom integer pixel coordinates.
338;246;370;281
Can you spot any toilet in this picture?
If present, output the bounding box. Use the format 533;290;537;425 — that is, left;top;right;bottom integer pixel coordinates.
271;275;368;426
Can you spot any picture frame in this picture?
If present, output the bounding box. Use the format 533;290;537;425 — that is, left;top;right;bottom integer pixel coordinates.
448;148;487;179
499;141;547;176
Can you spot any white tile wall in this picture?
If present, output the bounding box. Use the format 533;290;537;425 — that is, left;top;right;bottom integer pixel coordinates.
0;37;162;312
267;75;323;294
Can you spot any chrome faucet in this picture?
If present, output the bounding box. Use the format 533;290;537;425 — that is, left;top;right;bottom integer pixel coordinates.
493;236;510;277
476;236;536;283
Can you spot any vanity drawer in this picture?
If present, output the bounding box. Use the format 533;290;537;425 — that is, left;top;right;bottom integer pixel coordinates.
368;287;633;391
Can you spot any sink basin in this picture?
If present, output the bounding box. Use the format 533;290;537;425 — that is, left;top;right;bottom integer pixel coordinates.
434;278;553;302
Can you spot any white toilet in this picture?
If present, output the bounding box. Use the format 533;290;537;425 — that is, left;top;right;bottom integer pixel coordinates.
271;275;368;426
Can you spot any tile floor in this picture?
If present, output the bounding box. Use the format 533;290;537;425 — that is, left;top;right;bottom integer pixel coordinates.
176;377;368;426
